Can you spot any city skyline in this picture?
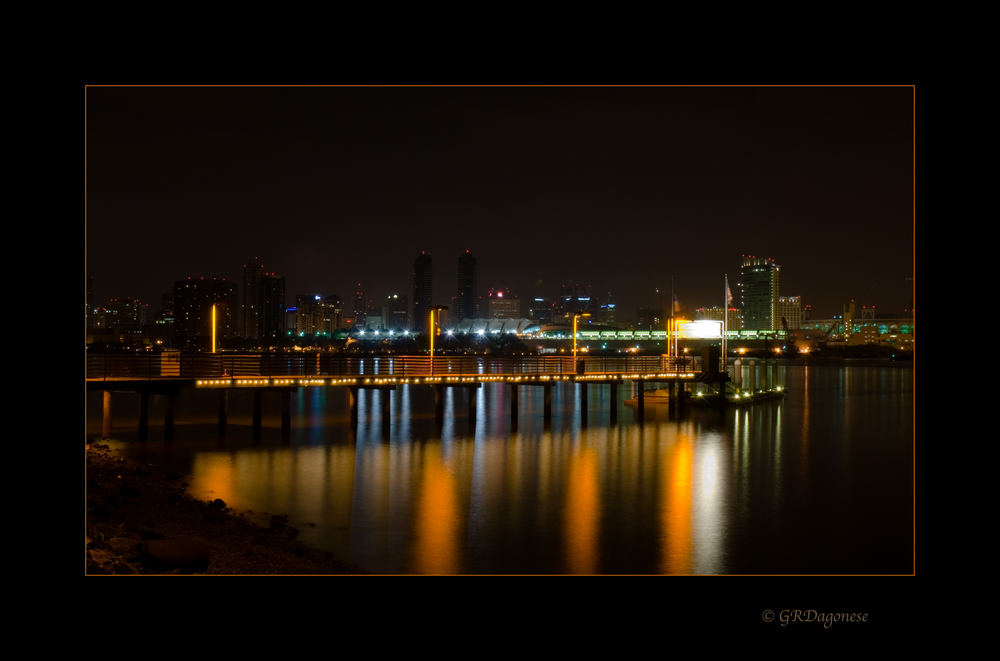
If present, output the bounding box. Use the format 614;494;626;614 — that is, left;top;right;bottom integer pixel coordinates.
86;85;914;319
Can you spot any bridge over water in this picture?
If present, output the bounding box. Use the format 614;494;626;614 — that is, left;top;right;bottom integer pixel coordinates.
86;353;714;440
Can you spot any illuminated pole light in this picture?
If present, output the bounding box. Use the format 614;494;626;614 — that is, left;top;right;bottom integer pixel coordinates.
211;304;217;354
572;313;591;364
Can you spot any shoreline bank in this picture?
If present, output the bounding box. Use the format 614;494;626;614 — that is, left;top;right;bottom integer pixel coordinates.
85;440;359;575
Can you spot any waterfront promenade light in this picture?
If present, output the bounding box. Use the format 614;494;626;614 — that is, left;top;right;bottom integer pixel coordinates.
572;313;591;361
429;305;448;374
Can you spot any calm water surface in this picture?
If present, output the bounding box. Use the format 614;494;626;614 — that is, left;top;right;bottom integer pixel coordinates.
86;363;913;574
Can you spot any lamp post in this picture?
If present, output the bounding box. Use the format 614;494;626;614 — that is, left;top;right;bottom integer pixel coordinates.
429;305;448;375
572;312;591;365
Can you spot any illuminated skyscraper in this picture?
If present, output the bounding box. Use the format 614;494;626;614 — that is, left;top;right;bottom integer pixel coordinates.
487;287;520;318
412;251;433;332
456;250;478;320
174;277;237;350
353;283;366;328
737;255;781;331
259;273;286;342
776;295;802;330
384;293;408;329
242;256;264;340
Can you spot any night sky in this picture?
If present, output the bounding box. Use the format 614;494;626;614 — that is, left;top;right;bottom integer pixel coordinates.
86;85;913;320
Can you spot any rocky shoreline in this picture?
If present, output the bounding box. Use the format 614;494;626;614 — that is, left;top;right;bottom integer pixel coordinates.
85;441;359;575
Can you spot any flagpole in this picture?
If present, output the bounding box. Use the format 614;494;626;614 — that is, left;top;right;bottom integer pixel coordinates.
722;275;728;374
670;276;675;359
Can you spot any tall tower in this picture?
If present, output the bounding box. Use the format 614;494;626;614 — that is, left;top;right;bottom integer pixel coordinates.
259;273;286;342
353;283;366;328
412;251;433;332
737;255;781;331
174;277;237;350
242;256;264;340
456;250;478;320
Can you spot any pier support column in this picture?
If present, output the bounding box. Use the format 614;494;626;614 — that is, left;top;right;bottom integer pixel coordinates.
381;389;391;437
281;390;291;437
164;393;176;440
138;391;149;441
510;384;519;431
102;390;112;438
252;390;263;439
217;390;228;436
637;382;645;422
748;360;756;393
543;383;552;429
579;382;587;427
610;381;618;426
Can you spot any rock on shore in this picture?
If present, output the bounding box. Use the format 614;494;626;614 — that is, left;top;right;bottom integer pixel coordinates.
85;442;357;575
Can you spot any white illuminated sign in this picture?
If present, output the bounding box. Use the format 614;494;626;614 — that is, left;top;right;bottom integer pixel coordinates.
677;320;723;339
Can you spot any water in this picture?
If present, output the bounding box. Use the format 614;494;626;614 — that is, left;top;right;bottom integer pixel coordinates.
85;363;914;574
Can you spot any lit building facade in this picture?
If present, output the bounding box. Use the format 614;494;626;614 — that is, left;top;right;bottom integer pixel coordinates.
412;252;433;332
241;256;264;339
738;255;781;331
529;297;554;325
352;283;366;328
487;287;520;318
173;277;237;350
384;293;408;329
696;306;740;330
259;274;286;343
776;295;802;330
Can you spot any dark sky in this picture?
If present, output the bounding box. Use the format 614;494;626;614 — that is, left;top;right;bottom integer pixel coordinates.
86;85;913;319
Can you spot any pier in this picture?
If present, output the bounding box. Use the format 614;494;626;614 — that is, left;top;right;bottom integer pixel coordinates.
86;353;712;439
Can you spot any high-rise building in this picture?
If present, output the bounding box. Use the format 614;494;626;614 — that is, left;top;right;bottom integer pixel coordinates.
635;307;663;330
412;251;433;332
555;282;592;317
597;292;616;326
323;294;344;333
173;277;237;350
487;287;520;318
86;276;95;328
737;255;781;331
776;295;802;330
529;297;554;325
456;250;478;320
259;274;286;342
104;297;149;336
353;283;366;328
696;306;740;330
384;293;408;329
242;257;264;339
295;295;323;335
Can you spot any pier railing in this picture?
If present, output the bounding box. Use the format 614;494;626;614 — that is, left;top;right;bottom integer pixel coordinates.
85;353;700;381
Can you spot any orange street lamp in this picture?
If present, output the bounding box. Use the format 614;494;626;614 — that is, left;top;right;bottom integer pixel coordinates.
429;305;448;374
572;313;591;362
211;304;217;354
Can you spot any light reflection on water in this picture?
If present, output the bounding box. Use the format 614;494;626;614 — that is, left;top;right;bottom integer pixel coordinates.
86;364;913;574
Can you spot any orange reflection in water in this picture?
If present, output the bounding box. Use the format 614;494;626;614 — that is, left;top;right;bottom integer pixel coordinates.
564;445;599;574
660;433;693;574
189;454;238;506
413;451;459;574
